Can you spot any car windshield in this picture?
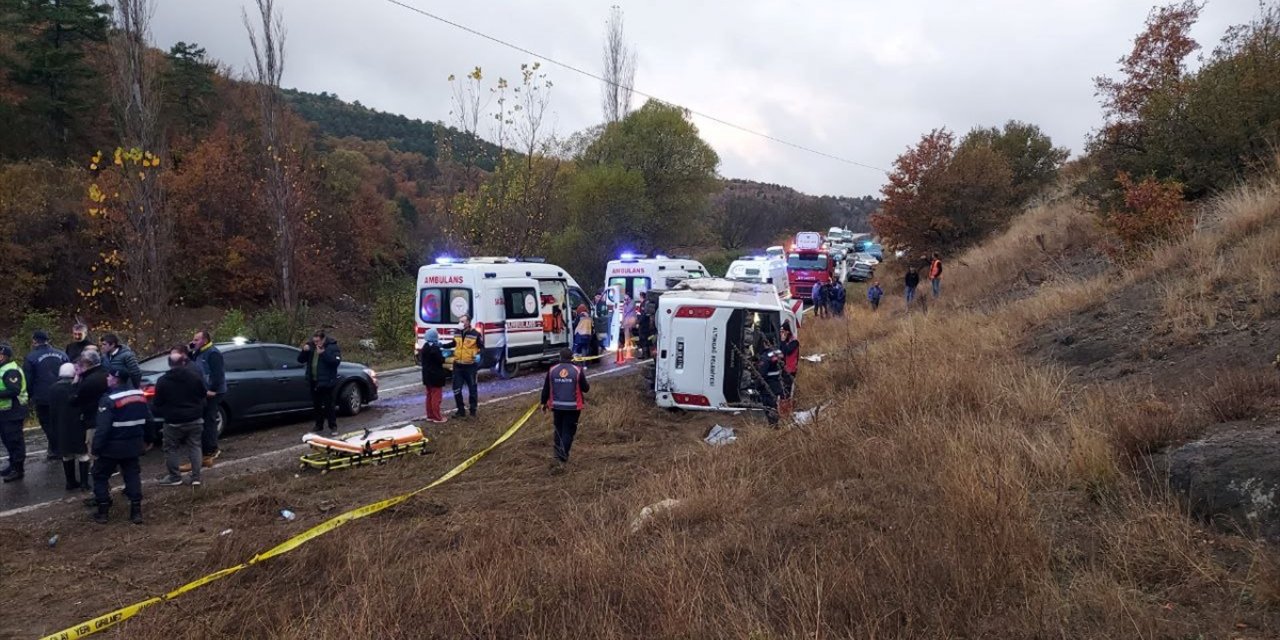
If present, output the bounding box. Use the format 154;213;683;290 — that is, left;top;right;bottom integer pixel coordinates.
787;254;828;270
138;353;170;373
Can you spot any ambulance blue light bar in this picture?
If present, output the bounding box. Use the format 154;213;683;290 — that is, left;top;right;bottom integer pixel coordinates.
435;256;455;264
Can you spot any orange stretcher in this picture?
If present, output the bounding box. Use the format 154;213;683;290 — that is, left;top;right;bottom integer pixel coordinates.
300;425;430;471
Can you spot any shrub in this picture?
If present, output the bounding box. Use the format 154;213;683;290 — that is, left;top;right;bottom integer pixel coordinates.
1101;172;1191;259
214;309;248;342
370;278;415;356
248;303;311;346
13;309;61;358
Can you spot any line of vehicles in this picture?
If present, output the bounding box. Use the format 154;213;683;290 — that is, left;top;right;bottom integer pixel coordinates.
127;228;879;438
409;228;880;415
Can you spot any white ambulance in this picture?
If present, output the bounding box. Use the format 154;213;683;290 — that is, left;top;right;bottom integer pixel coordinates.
414;257;590;377
652;278;801;412
601;254;710;350
725;255;794;303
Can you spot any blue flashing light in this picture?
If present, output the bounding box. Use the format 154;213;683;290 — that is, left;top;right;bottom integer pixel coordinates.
655;254;668;260
435;256;455;265
620;252;636;261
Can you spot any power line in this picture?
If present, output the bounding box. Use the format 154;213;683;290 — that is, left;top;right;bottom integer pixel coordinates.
380;0;889;174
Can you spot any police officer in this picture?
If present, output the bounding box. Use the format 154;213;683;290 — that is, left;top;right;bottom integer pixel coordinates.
540;348;590;472
91;367;151;524
0;344;29;482
24;330;69;459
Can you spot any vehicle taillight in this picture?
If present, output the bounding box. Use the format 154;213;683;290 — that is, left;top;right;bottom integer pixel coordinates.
672;393;711;406
675;306;715;318
142;385;155;400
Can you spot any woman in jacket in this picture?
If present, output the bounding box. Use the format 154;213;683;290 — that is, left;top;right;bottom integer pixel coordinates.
420;329;449;423
50;363;86;490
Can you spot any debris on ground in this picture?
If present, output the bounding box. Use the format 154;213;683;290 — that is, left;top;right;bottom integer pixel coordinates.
704;425;737;446
47;535;58;548
793;405;824;425
218;529;233;537
801;353;827;363
630;498;681;533
279;509;296;522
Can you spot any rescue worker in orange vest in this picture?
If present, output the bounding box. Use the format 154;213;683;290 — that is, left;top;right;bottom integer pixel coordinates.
540;348;590;472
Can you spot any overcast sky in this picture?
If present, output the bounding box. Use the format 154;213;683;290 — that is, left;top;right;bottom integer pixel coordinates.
152;0;1259;198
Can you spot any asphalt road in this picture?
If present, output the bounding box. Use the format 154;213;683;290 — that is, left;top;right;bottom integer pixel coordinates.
0;357;633;517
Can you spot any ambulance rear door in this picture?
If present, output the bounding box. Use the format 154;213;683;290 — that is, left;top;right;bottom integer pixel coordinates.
497;279;543;362
538;278;570;353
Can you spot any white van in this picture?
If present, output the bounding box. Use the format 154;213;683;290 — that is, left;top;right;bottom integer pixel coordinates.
652;278;801;412
414;257;590;377
725;255;790;299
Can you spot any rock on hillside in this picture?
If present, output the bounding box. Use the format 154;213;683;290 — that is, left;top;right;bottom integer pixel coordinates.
1168;425;1280;541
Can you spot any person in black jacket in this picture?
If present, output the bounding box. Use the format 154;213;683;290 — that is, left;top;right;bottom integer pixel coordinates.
100;333;142;389
420;329;449;423
904;267;921;308
540;349;590;471
298;330;342;435
49;363;83;490
65;322;94;364
190;329;226;465
23;330;69;459
91;367;150;524
154;348;207;487
71;351;109;490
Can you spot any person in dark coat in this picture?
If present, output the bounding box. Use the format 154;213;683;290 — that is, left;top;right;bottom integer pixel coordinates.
65;322;94;364
71;351;110;491
23;330;69;459
100;333;142;389
904;267;921;307
91;367;150;524
190;329;226;465
49;363;83;490
298;330;342;435
420;329;449;423
154;348;208;487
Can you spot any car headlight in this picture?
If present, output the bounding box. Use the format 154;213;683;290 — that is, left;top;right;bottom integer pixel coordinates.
364;368;378;386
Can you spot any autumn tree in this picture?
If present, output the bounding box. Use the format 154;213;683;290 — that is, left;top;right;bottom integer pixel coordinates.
872;128;1016;254
959;120;1068;203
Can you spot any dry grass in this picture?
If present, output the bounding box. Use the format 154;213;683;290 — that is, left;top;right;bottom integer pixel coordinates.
15;166;1280;639
1199;367;1280;423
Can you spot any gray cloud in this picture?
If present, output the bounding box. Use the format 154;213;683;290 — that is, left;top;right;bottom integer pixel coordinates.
152;0;1260;197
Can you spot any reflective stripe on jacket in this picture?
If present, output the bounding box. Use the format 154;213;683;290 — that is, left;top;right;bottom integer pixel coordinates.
547;363;584;411
0;361;28;411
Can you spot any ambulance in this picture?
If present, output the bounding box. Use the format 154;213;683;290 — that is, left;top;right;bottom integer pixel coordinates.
723;255;804;319
414;257;590;377
652;278;801;412
601;254;710;350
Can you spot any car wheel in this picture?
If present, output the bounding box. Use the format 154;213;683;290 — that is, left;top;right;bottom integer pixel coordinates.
501;359;520;379
215;404;229;437
338;382;362;417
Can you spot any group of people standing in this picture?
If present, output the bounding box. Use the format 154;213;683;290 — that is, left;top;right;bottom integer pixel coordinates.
902;253;944;308
811;280;847;318
418;315;484;423
0;324;229;525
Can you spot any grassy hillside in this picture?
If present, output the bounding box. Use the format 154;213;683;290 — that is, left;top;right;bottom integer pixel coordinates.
7;159;1280;639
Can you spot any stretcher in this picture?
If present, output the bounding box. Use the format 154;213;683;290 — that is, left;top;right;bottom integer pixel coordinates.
299;424;431;471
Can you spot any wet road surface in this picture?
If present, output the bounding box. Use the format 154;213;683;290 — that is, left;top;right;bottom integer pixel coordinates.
1;357;634;517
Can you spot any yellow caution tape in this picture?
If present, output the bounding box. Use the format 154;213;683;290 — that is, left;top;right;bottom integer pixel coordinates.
39;403;541;640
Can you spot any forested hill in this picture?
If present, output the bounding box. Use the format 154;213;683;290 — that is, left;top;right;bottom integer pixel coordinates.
283;89;502;170
714;178;880;250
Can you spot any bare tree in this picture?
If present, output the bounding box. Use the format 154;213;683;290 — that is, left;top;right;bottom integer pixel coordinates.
601;5;636;124
108;0;170;343
243;0;298;308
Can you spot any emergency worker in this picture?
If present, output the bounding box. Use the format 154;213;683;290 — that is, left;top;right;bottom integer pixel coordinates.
24;330;68;459
811;281;826;318
0;344;29;482
540;348;590;471
452;315;484;418
635;294;652;360
754;345;785;426
573;305;592;357
91;367;150;524
779;324;800;397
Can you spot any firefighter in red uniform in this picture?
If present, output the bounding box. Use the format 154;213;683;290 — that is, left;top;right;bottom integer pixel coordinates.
541;348;590;472
778;323;800;400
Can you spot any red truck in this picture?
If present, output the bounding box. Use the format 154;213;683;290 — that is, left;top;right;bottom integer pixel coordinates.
786;232;836;302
